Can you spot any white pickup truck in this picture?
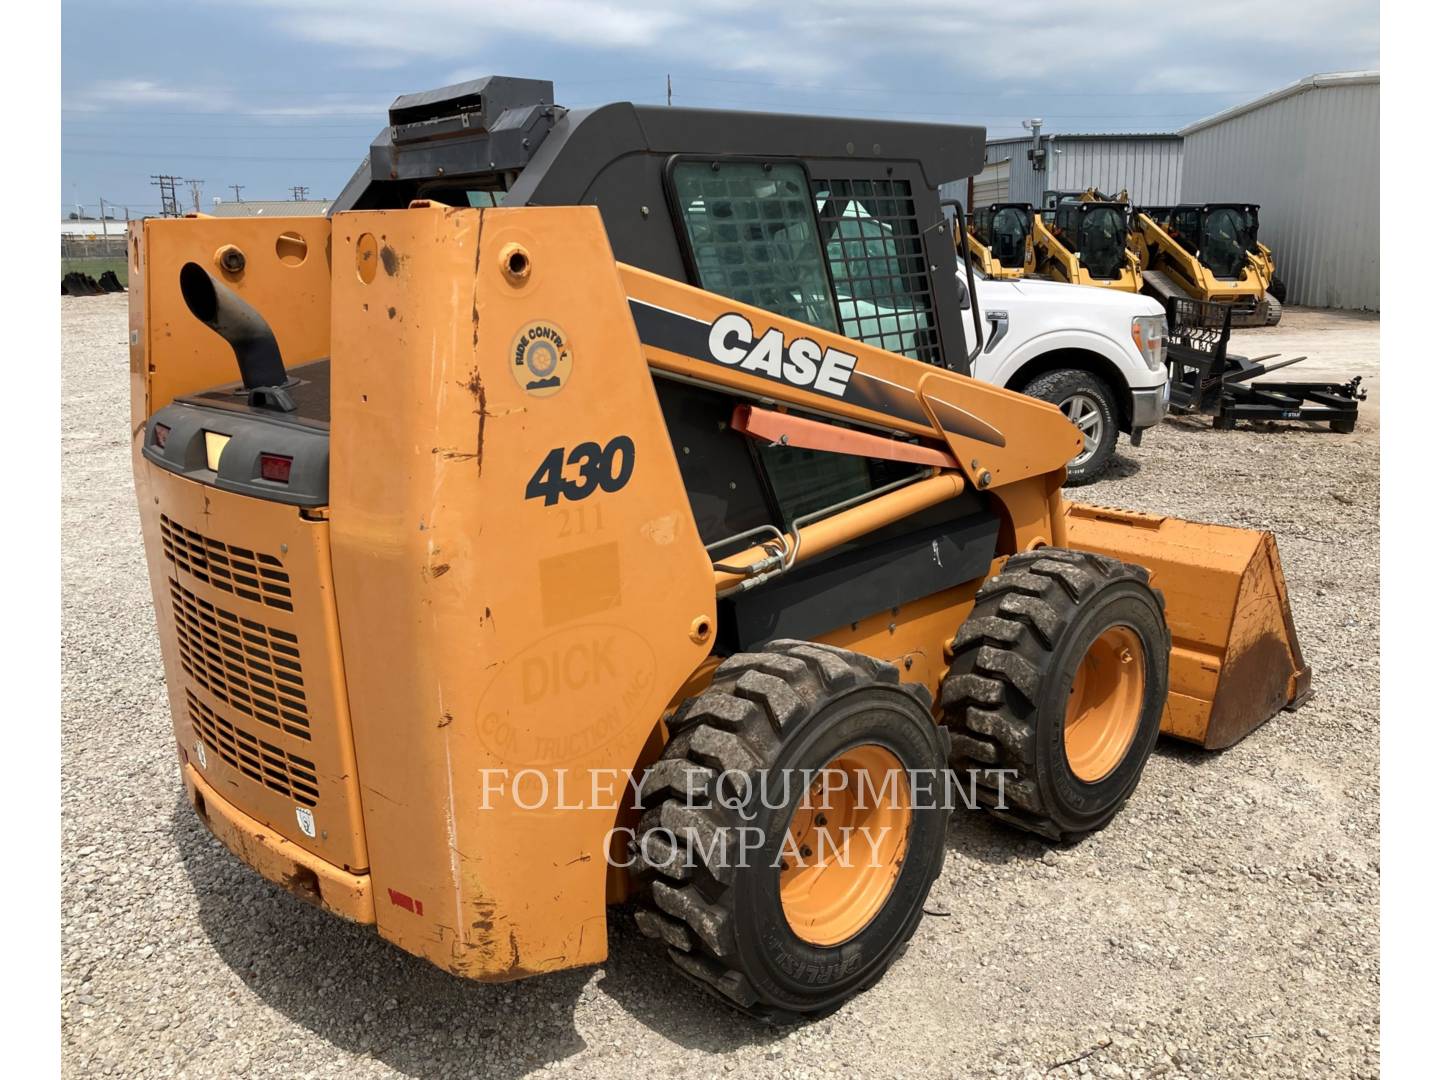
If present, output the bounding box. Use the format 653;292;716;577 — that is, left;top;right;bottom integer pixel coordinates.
831;210;1169;483
959;271;1170;483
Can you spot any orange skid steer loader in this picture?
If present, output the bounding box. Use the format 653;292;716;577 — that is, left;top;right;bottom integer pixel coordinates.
130;78;1309;1020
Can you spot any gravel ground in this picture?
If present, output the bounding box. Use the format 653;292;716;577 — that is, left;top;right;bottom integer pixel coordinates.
61;294;1379;1078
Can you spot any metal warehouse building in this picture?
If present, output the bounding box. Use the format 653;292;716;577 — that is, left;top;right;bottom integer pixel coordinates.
1180;71;1378;311
942;132;1184;209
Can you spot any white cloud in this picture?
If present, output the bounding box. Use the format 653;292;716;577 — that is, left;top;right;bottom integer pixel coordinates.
63;77;389;119
65;79;235;112
242;0;1378;87
86;2;1373;127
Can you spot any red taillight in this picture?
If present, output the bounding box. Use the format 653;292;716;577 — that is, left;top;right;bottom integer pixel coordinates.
260;453;293;483
154;423;170;448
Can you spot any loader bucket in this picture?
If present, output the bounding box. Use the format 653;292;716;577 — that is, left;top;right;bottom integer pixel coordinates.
1063;503;1311;749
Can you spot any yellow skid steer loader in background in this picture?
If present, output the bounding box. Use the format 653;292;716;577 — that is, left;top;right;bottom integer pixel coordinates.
1131;203;1285;326
962;202;1036;280
1032;190;1143;293
129;77;1310;1021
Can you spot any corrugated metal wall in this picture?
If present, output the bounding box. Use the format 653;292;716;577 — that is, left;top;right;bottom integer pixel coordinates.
941;137;1183;209
1050;139;1184;205
940;141;1040;207
989;141;1045;207
1181;78;1378;310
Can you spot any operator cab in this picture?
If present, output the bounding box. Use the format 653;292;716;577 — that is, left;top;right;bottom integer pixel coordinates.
1050;199;1133;280
1166;204;1262;279
971;203;1034;268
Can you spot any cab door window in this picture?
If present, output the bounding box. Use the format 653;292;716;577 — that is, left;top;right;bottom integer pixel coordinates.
671;160;839;332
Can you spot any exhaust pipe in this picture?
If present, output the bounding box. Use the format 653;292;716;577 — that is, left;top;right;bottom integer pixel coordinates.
179;262;288;391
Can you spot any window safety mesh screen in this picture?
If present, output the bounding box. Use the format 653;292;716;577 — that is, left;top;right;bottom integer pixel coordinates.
673;161;839;331
812;178;942;366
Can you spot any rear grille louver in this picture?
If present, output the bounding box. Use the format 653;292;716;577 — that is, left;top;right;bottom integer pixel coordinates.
186;689;320;807
160;513;294;611
170;579;310;740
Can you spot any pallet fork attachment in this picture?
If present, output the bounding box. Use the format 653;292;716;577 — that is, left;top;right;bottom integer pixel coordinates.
1164;298;1365;430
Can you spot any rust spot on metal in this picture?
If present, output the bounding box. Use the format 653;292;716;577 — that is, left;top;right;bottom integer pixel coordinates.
464;369;486;478
430;562;451;578
387;306;397;319
280;867;323;908
438;711;453;729
379;244;400;276
1205;632;1294;749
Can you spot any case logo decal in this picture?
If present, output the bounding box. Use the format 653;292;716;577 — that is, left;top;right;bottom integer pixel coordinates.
706;312;856;397
510;321;573;397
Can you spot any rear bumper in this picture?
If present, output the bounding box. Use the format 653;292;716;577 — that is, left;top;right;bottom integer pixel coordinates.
1130;382;1170;431
184;763;376;925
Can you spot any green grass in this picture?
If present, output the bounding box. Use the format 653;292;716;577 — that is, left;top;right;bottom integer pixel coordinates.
61;257;128;287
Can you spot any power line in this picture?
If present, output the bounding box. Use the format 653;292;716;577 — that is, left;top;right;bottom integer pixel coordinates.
61;107;389;119
673;76;1272;98
663;97;1206;122
67;149;363;162
229;184;245;202
64;131;372;141
184;178;204;213
58;84;1263;118
62;118;383;132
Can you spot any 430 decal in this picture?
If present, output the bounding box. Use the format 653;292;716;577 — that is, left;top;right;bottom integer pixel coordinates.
525;436;636;506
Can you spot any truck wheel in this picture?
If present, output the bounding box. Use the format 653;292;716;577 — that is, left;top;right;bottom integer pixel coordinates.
632;640;950;1021
1022;370;1119;485
939;549;1169;842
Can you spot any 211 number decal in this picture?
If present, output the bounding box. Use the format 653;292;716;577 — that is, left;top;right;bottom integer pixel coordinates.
525;436;636;507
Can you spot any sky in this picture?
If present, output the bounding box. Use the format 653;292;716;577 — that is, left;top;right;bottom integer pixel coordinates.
60;0;1380;219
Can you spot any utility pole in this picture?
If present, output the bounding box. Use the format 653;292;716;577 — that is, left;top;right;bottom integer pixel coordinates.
290;185;309;201
666;74;672;107
229;183;245;203
98;196;108;238
185;178;205;213
150;175;183;217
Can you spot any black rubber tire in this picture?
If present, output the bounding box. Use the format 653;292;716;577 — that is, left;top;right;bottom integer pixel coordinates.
631;640;950;1022
939;549;1169;842
1265;295;1283;326
1268;278;1287;304
1022;369;1119;486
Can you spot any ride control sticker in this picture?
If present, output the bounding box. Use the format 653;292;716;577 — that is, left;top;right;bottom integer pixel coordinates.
510;321;573;397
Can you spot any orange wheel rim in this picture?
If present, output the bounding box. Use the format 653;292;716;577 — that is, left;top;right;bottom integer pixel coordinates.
779;744;911;947
1064;626;1145;783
